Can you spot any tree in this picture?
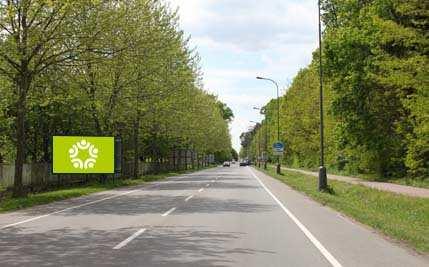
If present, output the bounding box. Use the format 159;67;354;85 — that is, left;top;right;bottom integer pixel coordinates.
323;0;428;177
0;0;234;194
0;0;110;196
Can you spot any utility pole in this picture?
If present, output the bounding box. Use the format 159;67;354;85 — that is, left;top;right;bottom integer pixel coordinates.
318;0;328;191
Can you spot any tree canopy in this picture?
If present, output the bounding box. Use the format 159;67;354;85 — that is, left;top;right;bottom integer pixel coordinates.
241;0;428;180
0;0;233;195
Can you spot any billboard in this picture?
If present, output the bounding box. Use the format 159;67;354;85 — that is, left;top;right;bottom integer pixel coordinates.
53;136;114;174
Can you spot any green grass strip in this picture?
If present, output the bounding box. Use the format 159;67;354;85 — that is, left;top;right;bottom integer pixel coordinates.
258;166;429;254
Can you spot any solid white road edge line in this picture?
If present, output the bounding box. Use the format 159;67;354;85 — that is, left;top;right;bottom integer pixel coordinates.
0;189;141;230
113;228;146;250
185;195;194;202
248;168;343;267
162;207;176;217
198;188;204;192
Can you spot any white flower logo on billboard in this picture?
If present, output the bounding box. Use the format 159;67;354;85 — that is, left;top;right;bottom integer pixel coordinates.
69;139;99;169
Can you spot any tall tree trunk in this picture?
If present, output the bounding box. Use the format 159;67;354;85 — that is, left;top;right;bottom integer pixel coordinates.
173;149;176;171
133;119;139;178
43;129;50;163
191;149;195;169
13;77;30;197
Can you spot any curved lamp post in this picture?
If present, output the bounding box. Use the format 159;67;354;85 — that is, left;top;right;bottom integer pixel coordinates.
256;76;281;174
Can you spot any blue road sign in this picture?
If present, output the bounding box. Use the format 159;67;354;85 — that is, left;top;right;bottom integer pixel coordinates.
272;142;285;152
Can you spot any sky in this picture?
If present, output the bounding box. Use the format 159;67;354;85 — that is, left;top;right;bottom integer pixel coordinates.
167;0;320;152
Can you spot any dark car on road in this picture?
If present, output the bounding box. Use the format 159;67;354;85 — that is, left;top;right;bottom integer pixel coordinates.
239;160;249;166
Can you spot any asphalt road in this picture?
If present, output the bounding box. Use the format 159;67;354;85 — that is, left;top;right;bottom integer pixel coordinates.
0;166;427;267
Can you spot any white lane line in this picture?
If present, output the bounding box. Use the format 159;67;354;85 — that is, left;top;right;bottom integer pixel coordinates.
0;170;207;229
248;168;343;267
0;189;141;230
113;228;146;250
162;207;176;217
198;188;204;192
185;195;194;202
206;183;210;187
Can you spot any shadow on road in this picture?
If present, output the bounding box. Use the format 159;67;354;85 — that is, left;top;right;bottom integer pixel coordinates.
35;194;275;217
0;226;275;267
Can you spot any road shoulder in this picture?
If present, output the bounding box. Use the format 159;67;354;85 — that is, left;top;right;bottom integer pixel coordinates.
250;167;429;267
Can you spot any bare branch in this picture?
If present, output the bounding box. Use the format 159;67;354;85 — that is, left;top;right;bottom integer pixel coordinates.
0;22;13;35
27;1;45;28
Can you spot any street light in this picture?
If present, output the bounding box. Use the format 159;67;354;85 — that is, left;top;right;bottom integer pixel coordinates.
256;76;281;174
253;107;268;170
318;0;328;191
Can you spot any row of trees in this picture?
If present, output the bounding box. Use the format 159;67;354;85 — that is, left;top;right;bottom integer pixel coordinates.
0;0;233;196
241;0;428;179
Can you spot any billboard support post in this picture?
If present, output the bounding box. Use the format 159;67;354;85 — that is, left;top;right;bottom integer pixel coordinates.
114;136;122;183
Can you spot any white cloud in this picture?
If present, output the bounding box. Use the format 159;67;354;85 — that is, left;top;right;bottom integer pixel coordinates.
167;0;319;151
170;0;318;52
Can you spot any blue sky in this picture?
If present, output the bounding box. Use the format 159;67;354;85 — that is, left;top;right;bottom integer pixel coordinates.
168;0;319;151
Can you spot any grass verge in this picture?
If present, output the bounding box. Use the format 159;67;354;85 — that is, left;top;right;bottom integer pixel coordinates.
258;166;429;254
386;177;429;189
0;167;212;213
285;165;429;189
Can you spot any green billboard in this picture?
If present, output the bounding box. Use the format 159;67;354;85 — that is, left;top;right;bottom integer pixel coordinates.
53;136;114;174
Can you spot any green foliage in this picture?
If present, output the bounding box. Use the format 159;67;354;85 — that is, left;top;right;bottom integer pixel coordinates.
231;148;238;161
242;0;428;180
324;0;428;177
217;101;234;122
0;0;233;183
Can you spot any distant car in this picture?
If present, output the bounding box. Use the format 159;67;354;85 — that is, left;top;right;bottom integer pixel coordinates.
223;161;230;167
239;160;249;166
231;161;236;164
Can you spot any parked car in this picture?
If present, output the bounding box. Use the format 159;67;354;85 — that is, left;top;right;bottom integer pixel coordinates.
223;161;231;167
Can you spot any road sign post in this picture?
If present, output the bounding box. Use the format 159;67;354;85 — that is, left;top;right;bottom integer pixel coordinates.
272;142;284;174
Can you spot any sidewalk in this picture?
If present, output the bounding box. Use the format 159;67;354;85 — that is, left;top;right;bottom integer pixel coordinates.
282;167;429;198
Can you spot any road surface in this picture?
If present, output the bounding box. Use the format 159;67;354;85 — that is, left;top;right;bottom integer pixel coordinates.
0;166;427;266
